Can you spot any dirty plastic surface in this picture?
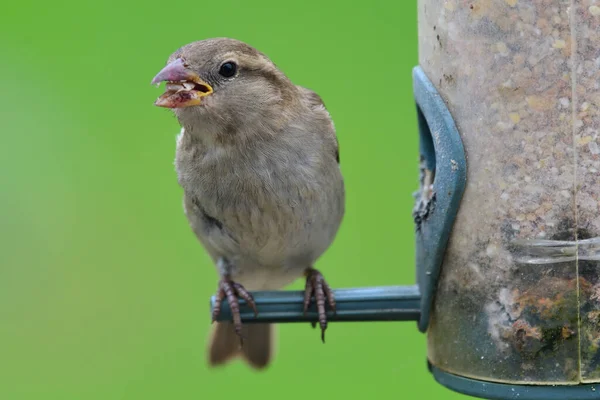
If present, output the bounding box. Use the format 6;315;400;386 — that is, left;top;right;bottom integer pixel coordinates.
420;0;600;385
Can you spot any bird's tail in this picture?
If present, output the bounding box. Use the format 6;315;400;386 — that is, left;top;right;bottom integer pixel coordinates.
208;322;275;369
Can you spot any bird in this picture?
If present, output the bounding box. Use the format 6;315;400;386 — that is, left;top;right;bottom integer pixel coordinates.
151;37;344;370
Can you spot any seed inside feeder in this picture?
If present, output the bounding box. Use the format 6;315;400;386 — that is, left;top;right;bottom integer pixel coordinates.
419;0;600;384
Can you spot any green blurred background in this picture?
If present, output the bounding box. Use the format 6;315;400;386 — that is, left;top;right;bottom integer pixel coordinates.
0;1;465;399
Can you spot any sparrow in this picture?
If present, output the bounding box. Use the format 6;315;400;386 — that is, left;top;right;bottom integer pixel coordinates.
151;37;344;369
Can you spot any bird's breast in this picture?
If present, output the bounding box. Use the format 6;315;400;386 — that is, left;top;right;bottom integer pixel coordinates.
175;137;344;270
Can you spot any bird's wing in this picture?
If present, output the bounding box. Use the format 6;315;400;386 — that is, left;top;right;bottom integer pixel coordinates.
297;86;340;164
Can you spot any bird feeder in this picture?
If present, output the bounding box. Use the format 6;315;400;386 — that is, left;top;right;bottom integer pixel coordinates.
211;1;600;398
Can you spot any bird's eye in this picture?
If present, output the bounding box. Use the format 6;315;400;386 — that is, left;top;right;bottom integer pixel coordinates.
218;62;237;78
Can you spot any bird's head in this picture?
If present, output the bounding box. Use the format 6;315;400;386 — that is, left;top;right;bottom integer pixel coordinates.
151;38;299;138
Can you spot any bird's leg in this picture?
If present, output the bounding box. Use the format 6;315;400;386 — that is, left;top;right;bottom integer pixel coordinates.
303;267;336;343
211;258;258;347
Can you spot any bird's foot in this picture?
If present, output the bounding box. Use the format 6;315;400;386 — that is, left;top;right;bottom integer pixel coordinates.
303;268;336;343
211;276;258;346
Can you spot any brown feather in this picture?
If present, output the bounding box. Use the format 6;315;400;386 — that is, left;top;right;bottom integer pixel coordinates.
208;322;275;369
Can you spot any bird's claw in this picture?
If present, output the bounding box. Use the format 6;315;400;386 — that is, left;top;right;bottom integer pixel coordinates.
303;268;336;343
211;277;258;347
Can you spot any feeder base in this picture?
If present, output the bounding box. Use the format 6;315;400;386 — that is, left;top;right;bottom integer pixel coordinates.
429;363;600;400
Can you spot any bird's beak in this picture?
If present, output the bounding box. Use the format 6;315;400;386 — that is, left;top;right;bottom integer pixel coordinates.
151;58;214;108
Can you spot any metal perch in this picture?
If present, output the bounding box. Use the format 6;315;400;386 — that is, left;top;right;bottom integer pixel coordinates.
209;285;421;324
